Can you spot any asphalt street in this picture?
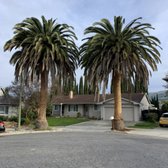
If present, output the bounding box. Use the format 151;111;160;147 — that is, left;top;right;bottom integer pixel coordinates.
0;132;167;168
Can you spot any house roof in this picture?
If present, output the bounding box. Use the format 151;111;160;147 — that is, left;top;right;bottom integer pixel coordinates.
0;96;18;106
52;93;146;105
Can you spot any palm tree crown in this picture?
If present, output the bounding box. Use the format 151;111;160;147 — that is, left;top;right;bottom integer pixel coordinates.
80;16;161;88
4;16;78;82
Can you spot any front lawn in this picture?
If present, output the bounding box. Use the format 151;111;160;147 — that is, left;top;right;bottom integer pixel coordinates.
47;117;89;126
130;121;159;129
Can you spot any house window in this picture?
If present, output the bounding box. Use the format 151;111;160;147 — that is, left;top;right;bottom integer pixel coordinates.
0;106;8;114
0;106;4;114
5;107;8;114
55;105;59;111
68;105;78;112
94;105;100;111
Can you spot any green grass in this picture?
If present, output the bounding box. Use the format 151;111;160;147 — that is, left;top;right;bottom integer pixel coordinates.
130;121;159;129
47;117;89;126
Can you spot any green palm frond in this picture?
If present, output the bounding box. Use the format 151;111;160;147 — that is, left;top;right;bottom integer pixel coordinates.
80;16;161;92
4;16;78;84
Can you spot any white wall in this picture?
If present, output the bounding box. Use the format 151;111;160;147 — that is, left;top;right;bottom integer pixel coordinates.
88;105;101;119
64;105;84;117
8;106;18;116
140;95;150;110
133;105;141;121
0;106;18;117
54;104;101;119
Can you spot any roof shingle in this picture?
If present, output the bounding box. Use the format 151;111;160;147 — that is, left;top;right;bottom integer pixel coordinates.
52;93;145;105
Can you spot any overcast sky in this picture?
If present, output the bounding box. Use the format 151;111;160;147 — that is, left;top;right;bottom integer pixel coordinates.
1;0;168;92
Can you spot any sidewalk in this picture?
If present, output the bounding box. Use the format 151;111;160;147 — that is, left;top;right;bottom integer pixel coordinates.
126;127;168;139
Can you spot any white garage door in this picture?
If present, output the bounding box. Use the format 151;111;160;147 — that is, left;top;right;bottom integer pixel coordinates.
122;107;134;121
103;107;114;120
104;106;134;121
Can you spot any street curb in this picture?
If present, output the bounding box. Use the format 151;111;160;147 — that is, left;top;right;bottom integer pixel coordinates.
0;127;64;136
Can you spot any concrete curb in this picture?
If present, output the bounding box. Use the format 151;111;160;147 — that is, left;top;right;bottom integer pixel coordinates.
125;128;168;139
0;127;64;136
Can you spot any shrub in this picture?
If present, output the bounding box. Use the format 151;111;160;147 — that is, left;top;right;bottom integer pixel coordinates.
141;110;159;121
76;112;81;118
89;116;97;120
28;111;38;121
46;103;52;116
161;102;168;112
21;118;26;125
24;118;31;125
0;116;8;121
147;113;158;123
21;109;38;121
8;116;18;122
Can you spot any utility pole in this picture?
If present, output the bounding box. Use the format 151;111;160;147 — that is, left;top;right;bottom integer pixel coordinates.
18;74;23;130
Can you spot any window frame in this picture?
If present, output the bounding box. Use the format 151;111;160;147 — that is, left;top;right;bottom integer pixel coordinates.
68;105;78;112
54;105;60;111
0;105;8;114
94;104;100;111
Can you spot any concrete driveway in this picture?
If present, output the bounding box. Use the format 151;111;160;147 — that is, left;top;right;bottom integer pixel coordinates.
62;120;112;132
62;120;168;139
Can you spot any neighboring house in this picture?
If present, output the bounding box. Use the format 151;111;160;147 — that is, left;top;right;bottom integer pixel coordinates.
0;90;18;117
52;93;151;122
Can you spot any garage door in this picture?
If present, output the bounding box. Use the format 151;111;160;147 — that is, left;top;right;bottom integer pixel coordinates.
104;106;134;121
122;107;134;121
103;107;114;120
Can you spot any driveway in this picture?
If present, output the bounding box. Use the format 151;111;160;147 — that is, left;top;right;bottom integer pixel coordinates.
62;120;112;132
62;120;168;139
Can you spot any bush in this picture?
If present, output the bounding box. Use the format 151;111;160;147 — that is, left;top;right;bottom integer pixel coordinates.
21;118;26;125
0;116;8;121
24;118;31;125
46;103;52;116
21;109;38;121
147;113;158;123
161;102;168;112
76;112;81;118
89;116;97;120
28;111;38;121
8;116;18;122
141;110;159;122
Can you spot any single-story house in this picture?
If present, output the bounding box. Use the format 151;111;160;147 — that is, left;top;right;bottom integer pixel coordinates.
0;95;18;117
51;93;151;122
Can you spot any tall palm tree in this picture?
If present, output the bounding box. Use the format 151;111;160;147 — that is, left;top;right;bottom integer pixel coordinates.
4;16;78;129
80;16;161;130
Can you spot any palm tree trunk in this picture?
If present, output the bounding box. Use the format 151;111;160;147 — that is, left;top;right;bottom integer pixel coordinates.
36;70;48;129
113;71;125;130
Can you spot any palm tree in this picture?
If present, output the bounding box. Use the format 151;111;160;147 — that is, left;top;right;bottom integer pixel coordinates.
4;16;78;129
80;16;161;130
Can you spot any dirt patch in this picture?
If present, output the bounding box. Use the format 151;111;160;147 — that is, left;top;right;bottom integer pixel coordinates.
4;122;17;128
